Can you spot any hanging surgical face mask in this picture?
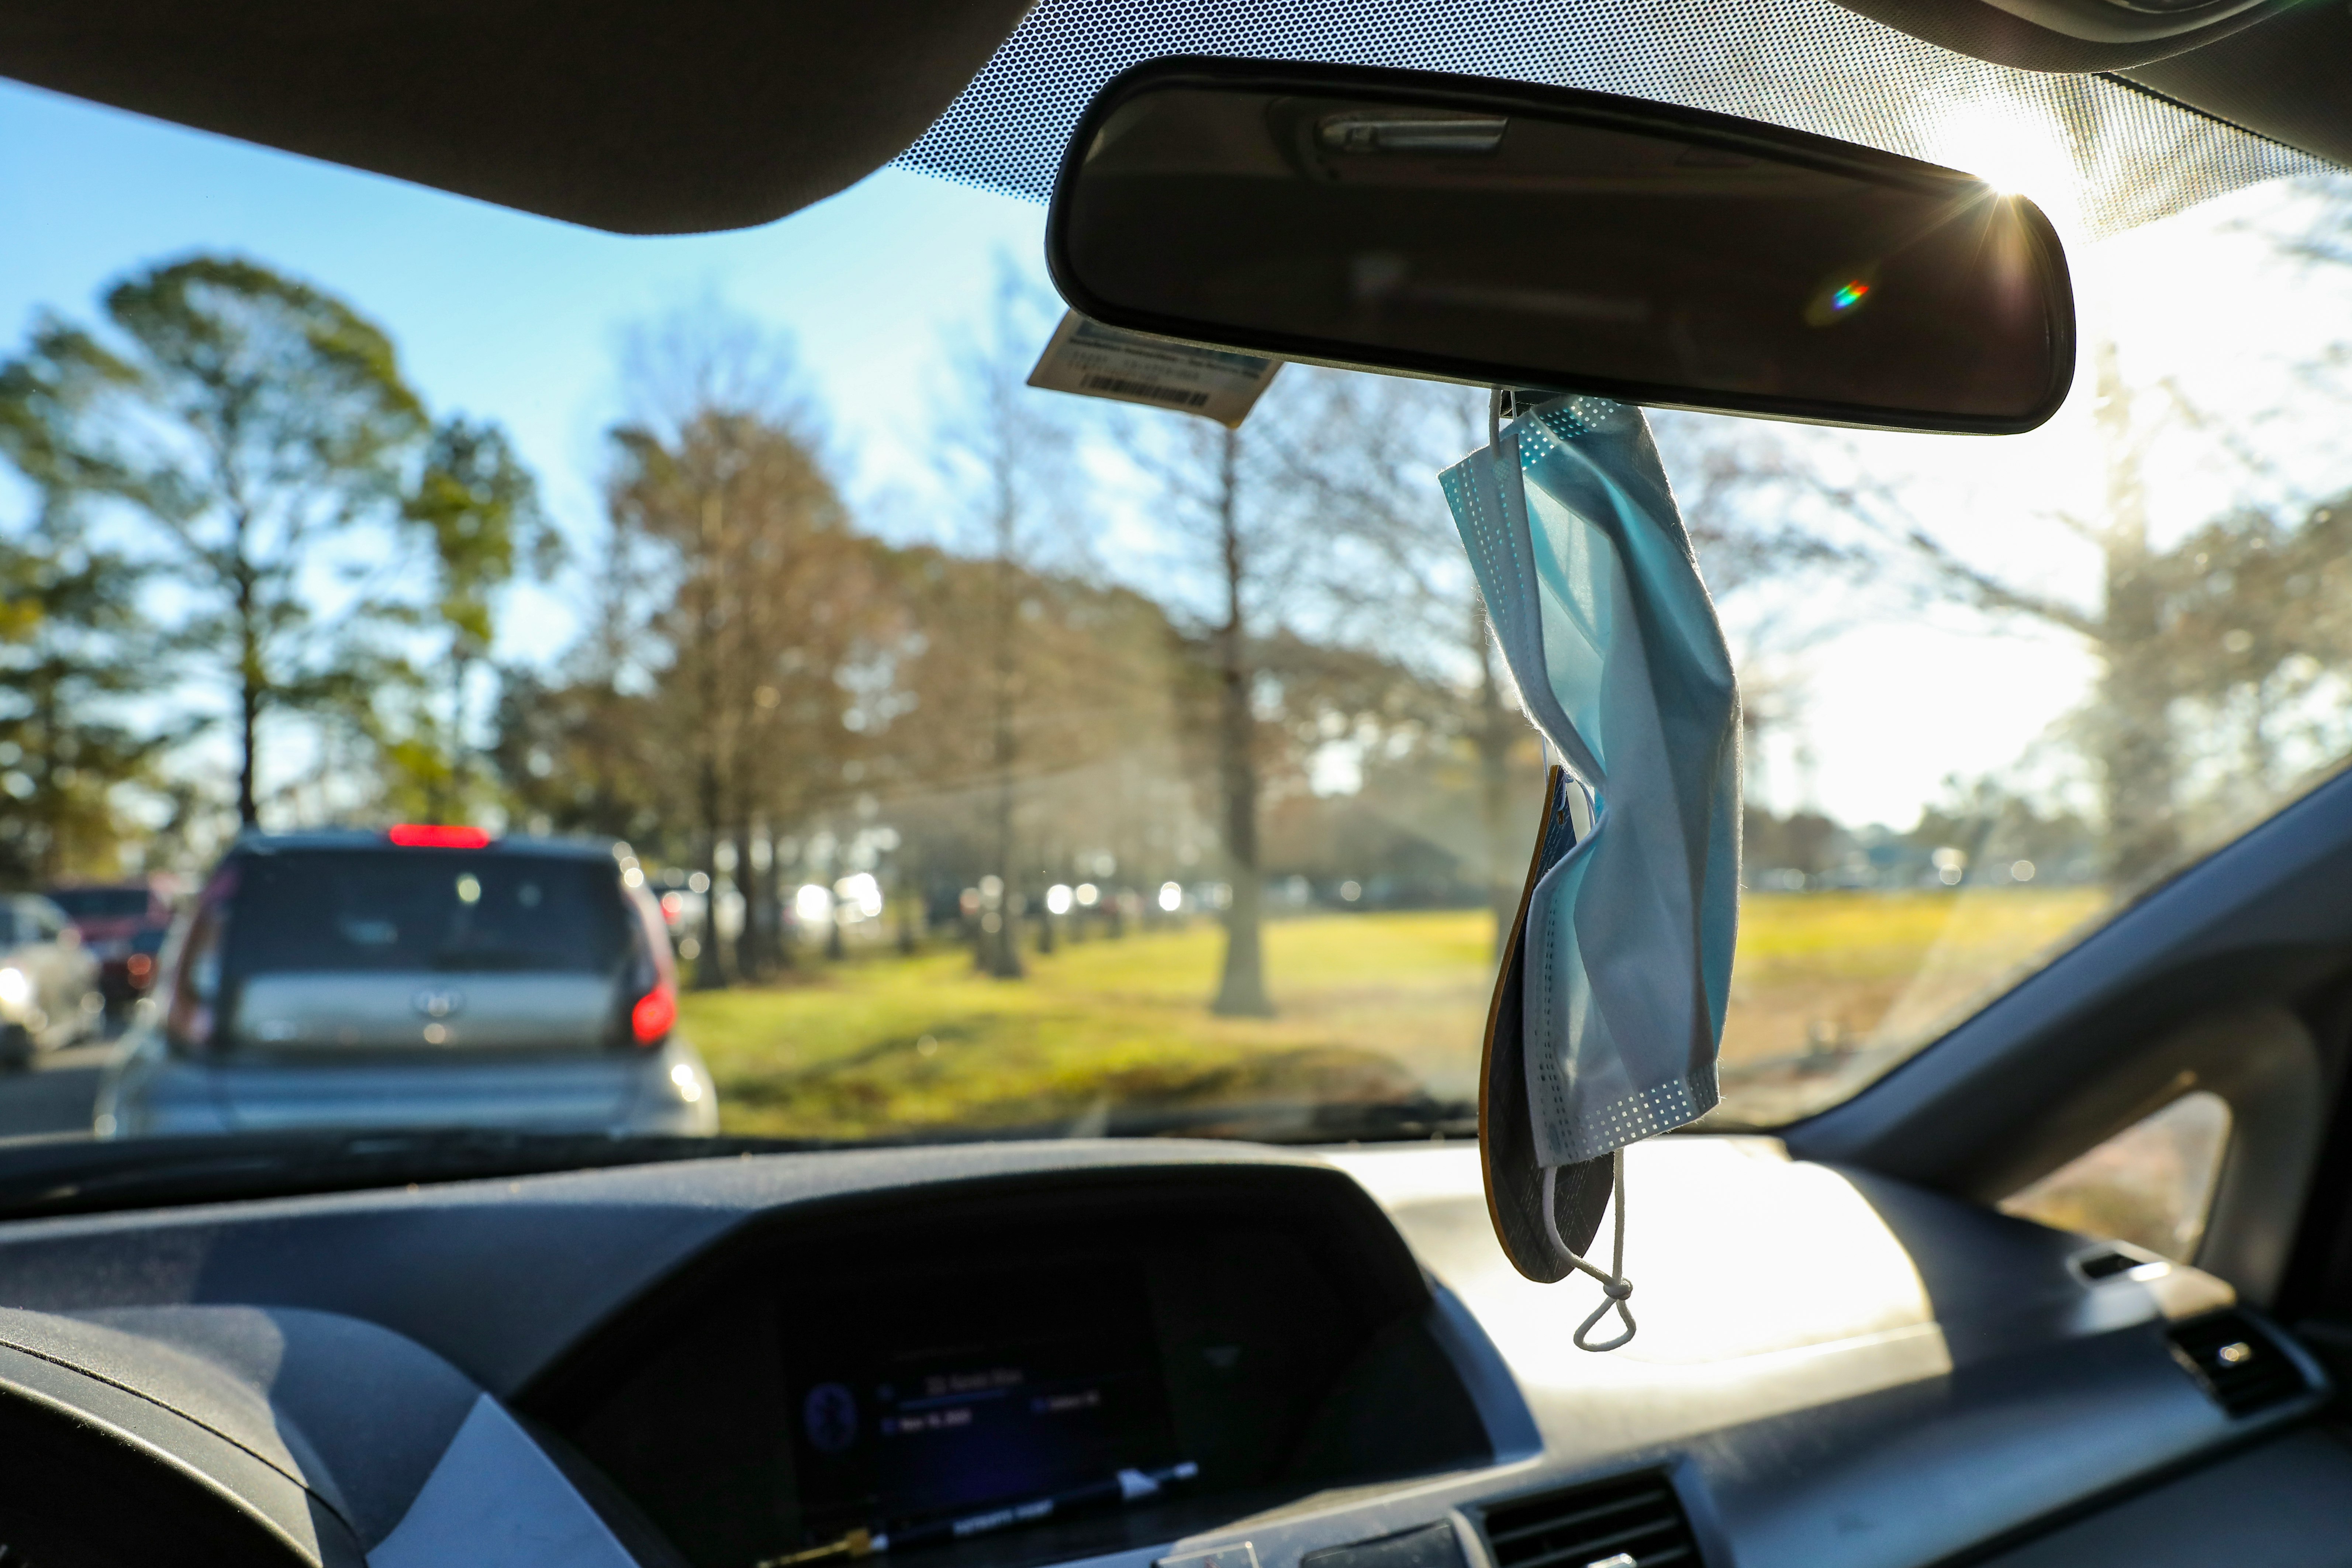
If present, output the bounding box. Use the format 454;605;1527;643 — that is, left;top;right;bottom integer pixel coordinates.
1440;392;1741;1352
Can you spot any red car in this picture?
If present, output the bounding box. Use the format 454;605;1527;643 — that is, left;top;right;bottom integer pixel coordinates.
43;880;180;1022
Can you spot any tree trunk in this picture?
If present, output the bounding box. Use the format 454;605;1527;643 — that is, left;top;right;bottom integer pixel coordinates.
690;490;731;988
777;845;805;966
895;861;919;956
737;831;773;982
691;811;729;990
441;647;472;822
32;673;58;883
1211;428;1273;1018
983;484;1025;980
764;845;794;971
236;578;262;829
2089;342;2179;888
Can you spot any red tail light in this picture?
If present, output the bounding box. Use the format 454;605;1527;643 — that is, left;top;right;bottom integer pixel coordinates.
631;981;677;1046
388;823;492;848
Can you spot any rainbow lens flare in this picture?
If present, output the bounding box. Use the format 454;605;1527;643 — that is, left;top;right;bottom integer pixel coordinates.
1803;269;1880;327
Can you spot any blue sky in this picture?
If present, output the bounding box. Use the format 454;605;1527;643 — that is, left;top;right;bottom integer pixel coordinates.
0;77;1057;586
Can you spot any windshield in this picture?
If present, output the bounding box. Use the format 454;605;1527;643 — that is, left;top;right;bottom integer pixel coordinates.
3;73;2349;1158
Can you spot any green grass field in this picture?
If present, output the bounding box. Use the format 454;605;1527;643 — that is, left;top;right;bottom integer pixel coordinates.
1720;885;2108;1060
681;888;2112;1140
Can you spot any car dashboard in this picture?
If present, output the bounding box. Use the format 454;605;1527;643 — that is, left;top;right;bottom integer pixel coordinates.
0;1136;2335;1568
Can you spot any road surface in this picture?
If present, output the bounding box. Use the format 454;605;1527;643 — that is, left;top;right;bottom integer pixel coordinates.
0;1040;109;1139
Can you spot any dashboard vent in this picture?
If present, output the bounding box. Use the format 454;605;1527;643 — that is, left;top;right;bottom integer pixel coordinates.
1480;1472;1697;1568
2168;1311;2310;1417
2071;1242;2169;1284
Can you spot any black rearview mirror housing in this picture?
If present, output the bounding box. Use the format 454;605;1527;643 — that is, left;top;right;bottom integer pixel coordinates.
1046;58;2075;433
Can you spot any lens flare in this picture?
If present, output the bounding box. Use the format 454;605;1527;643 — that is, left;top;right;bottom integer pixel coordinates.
1804;268;1880;328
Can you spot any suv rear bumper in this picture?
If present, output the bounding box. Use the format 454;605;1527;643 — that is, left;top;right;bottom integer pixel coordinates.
94;1034;719;1139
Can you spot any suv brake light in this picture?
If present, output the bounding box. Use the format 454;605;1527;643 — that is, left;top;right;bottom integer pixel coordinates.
388;823;492;848
631;981;677;1045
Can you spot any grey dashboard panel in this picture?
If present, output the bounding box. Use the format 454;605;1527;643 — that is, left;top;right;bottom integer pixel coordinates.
0;1303;483;1544
0;1334;364;1564
0;1302;491;1557
0;1136;2324;1568
1319;1140;2320;1568
0;1140;1352;1393
1972;1427;2352;1568
0;1304;646;1566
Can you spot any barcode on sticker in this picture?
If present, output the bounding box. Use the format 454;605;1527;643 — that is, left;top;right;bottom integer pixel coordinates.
1028;311;1282;428
1080;374;1210;408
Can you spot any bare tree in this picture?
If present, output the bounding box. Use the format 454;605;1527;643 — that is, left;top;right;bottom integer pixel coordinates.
1258;373;1522;952
863;543;1194;961
1203;426;1272;1013
1123;392;1326;1016
1746;324;2352;887
608;303;863;984
1272;374;1862;954
933;265;1078;978
1821;345;2215;882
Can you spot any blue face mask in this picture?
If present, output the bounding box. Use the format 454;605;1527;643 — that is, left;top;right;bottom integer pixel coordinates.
1441;393;1741;1351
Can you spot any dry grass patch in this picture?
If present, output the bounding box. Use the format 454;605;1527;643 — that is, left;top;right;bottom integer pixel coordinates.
684;890;2114;1139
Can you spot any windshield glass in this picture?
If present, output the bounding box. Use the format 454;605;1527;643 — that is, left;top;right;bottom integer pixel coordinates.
3;75;2348;1154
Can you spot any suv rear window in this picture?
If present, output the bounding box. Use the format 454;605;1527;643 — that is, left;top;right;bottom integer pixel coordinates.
45;889;154;921
225;852;632;976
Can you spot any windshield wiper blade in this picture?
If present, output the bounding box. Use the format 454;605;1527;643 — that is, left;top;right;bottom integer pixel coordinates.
0;1127;834;1220
1077;1097;1480;1145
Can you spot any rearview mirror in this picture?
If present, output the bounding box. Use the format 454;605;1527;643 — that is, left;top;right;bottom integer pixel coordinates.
1046;59;2074;433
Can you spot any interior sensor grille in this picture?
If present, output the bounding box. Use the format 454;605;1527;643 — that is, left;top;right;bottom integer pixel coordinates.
1479;1473;1699;1568
2168;1310;2312;1417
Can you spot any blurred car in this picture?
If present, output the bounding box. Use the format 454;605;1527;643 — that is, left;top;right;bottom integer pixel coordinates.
0;894;103;1069
95;827;718;1138
43;880;179;1022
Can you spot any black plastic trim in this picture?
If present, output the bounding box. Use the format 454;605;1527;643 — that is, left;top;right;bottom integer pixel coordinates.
1466;1468;1699;1568
516;1161;1434;1422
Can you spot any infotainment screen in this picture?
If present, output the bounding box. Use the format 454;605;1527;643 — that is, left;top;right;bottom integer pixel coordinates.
782;1257;1184;1547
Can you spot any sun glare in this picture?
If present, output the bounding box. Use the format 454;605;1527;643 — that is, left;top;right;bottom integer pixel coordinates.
1931;105;2078;224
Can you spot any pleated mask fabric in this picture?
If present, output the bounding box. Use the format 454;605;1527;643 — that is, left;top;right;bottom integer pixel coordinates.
1441;394;1741;1177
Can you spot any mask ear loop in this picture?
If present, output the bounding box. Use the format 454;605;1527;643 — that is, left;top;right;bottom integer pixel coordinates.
1502;382;1633;1352
1542;1149;1636;1352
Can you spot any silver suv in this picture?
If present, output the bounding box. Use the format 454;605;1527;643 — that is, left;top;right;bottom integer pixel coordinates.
97;830;717;1138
